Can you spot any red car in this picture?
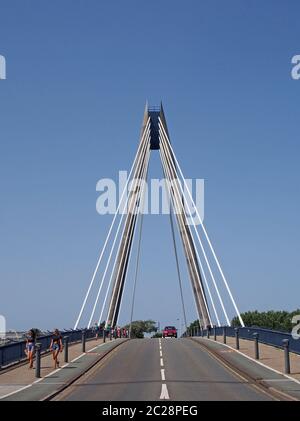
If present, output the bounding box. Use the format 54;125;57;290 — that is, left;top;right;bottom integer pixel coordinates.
163;326;177;338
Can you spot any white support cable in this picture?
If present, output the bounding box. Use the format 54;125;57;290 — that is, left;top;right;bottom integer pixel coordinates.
98;144;151;326
165;169;190;332
98;144;150;327
160;130;222;326
97;136;151;326
160;144;198;326
160;127;231;325
129;202;145;337
161;150;220;327
87;130;151;328
160;129;226;325
159;146;213;327
160;147;209;326
115;200;145;329
74;119;151;329
129;162;149;337
102;145;151;327
159;120;244;327
113;146;151;327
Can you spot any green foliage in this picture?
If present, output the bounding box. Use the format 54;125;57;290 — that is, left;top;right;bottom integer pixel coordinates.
30;328;41;339
187;320;200;333
152;332;163;338
123;320;158;339
187;310;300;334
231;309;300;332
189;320;200;329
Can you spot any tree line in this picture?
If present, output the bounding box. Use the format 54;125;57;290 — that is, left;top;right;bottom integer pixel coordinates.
187;309;300;333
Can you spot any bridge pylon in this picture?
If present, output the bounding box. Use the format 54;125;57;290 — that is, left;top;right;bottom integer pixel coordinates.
74;104;245;332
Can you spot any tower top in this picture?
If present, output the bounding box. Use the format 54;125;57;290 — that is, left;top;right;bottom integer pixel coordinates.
141;102;169;150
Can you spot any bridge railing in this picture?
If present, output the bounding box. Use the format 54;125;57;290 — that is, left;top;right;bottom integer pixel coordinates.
0;328;100;369
186;326;300;355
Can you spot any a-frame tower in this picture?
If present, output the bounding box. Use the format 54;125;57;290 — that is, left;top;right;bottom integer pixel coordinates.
105;104;211;329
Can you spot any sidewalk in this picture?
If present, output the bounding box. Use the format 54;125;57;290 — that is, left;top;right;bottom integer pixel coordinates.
213;335;300;381
0;337;107;399
192;336;300;400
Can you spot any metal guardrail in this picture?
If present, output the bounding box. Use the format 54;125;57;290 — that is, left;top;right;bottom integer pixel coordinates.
0;328;99;369
184;326;300;355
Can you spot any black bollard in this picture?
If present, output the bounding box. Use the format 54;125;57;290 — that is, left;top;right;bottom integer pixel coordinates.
253;333;259;360
35;343;41;378
223;326;227;344
64;336;69;363
82;330;86;353
103;329;106;343
214;325;217;341
235;328;240;350
282;339;290;374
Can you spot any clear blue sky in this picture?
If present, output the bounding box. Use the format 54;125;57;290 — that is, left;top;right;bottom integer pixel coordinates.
0;1;299;331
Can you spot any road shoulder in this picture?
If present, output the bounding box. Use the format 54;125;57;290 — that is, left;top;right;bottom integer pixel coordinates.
191;337;300;401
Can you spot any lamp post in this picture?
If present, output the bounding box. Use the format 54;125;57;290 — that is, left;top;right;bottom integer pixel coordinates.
176;318;181;338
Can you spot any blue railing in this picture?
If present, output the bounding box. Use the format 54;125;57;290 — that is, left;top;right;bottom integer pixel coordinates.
185;326;300;355
0;328;100;369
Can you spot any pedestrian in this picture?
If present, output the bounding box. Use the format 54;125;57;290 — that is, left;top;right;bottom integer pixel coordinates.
94;322;99;339
25;329;36;369
50;329;63;369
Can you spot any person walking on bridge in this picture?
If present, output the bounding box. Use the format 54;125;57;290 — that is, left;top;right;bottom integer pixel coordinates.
50;329;63;369
25;329;36;369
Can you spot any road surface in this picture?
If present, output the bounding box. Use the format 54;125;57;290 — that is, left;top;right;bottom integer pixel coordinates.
56;338;273;401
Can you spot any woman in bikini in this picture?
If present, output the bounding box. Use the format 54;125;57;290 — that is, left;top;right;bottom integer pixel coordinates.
25;329;36;369
50;329;63;369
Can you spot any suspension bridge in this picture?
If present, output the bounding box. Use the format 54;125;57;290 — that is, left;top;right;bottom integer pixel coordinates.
1;104;300;402
74;103;244;333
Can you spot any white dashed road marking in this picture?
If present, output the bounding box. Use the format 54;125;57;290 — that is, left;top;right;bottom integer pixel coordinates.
158;339;169;399
160;383;170;399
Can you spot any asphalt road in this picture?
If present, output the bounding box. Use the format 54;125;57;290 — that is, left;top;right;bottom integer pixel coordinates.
57;338;273;401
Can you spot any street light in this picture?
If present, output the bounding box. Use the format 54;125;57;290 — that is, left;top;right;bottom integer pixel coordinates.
177;318;181;338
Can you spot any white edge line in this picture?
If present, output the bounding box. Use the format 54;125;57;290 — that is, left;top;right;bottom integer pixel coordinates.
202;337;300;386
0;384;33;400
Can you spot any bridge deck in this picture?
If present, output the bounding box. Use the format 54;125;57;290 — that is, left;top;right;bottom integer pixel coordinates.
1;337;300;401
54;338;271;401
